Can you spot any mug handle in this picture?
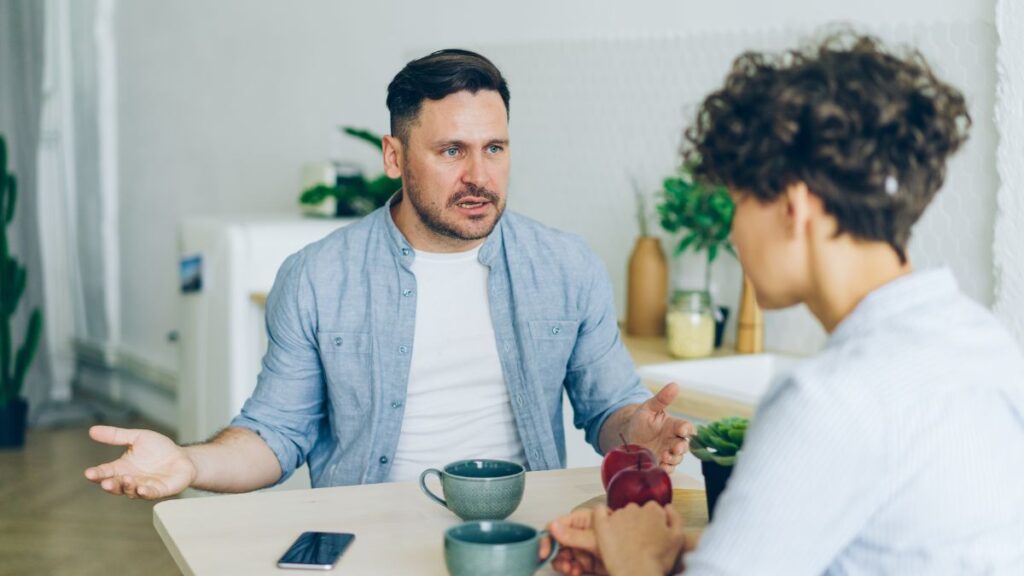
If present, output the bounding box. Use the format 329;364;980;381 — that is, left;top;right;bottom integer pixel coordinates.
419;468;447;509
536;529;560;570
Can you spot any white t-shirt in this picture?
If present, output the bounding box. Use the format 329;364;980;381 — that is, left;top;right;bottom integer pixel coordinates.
386;245;527;482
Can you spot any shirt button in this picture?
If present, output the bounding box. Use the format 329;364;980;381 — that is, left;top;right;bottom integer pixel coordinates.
379;456;389;464
516;394;524;406
391;401;403;409
333;336;343;346
551;326;561;335
402;289;413;297
399;345;409;354
401;248;411;256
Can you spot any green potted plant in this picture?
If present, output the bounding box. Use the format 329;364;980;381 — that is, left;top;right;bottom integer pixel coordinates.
656;161;736;347
690;416;748;519
0;134;43;449
299;127;401;218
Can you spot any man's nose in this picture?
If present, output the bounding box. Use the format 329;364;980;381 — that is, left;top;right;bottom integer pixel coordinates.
462;153;489;188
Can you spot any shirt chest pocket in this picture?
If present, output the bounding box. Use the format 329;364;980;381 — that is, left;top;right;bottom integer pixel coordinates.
527;320;579;381
317;331;373;414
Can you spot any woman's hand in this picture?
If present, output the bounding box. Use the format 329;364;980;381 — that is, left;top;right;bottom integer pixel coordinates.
592;502;688;575
548;507;607;575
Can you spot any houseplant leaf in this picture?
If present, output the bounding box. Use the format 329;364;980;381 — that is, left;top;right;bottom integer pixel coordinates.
341;127;384;151
12;309;42;398
656;163;736;291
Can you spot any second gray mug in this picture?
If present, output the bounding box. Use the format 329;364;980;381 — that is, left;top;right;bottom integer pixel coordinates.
419;459;525;521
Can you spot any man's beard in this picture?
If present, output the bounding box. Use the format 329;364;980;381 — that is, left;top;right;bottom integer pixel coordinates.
403;172;505;242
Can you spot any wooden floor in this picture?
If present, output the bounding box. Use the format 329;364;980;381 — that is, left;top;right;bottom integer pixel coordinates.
0;423;181;576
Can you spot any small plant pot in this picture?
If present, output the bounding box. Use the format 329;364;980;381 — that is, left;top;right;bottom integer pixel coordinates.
0;398;28;449
701;459;734;521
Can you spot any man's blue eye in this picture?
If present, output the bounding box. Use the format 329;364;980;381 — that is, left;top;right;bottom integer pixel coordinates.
444;147;459;157
488;145;503;154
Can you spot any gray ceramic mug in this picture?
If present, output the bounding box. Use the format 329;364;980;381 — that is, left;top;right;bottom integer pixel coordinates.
419;459;525;521
444;520;558;576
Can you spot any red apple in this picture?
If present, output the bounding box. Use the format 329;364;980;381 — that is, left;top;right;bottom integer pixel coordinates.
606;456;673;511
601;437;656;491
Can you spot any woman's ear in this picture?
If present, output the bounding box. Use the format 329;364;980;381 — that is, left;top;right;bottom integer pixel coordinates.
382;135;403;179
783;181;812;238
787;181;837;240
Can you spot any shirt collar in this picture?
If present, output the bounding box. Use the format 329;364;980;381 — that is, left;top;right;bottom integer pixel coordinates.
477;217;504;266
829;267;959;346
382;190;505;267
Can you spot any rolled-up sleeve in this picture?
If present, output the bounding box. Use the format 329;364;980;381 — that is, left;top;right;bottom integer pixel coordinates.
564;249;652;453
230;251;326;484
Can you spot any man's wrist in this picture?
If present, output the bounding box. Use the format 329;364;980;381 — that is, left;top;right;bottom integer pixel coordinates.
600;403;641;452
182;445;203;488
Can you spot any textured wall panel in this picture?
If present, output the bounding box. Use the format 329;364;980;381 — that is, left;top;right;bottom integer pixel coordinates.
994;0;1024;349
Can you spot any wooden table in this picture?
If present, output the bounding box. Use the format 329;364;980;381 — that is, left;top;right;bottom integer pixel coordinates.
154;467;704;575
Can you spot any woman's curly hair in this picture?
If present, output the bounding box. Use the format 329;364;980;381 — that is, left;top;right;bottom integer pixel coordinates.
685;33;971;263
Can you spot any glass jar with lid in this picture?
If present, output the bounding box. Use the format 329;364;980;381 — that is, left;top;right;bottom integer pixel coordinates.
666;289;715;359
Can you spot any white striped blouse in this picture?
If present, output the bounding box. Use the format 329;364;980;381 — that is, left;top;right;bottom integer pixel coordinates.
685;268;1024;575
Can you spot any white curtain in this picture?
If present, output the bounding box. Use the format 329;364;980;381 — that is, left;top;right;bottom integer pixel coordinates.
36;0;121;421
1;0;120;422
0;0;49;416
36;0;85;405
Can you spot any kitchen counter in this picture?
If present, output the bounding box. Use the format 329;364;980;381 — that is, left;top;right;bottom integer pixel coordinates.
621;332;758;422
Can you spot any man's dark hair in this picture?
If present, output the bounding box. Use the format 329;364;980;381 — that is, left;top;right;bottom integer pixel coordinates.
685;33;971;263
386;49;510;142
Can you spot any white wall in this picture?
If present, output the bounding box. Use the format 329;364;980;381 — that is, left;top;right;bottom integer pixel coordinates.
113;0;997;379
487;21;999;355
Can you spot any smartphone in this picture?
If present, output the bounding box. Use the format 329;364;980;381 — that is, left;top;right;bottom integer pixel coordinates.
276;531;355;570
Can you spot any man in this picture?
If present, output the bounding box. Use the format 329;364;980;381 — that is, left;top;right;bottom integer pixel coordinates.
84;49;694;499
546;34;1024;575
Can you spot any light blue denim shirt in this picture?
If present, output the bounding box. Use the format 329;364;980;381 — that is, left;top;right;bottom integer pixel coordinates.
231;200;651;487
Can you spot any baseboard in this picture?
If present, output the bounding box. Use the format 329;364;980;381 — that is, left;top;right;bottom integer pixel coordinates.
73;339;178;392
72;340;178;434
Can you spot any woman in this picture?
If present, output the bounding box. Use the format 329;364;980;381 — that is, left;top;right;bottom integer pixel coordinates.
546;33;1024;575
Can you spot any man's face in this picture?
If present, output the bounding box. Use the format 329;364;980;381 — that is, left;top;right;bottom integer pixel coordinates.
728;188;810;310
389;90;509;245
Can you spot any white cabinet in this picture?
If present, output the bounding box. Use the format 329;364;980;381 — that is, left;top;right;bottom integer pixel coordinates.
177;214;350;445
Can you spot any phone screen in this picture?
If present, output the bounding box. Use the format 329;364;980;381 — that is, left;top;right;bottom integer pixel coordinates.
276;531;355;570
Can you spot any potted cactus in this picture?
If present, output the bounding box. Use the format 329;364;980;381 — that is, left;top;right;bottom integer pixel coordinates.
0;134;43;449
690;416;748;519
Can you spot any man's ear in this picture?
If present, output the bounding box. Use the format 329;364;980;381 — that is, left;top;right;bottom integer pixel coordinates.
382;135;403;179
